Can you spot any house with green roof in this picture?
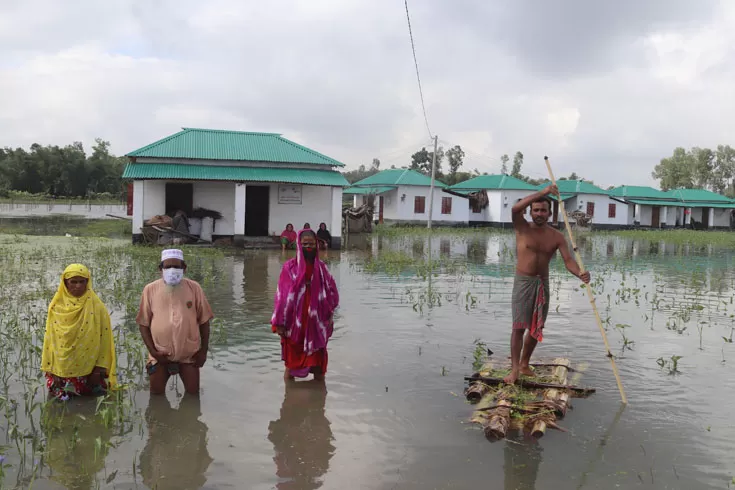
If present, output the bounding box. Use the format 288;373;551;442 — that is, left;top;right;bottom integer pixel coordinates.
665;188;735;229
344;168;468;225
123;128;349;247
539;180;631;229
448;174;539;227
608;185;685;228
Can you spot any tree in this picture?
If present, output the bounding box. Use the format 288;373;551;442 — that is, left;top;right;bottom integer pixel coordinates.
568;172;579;180
410;146;444;176
500;154;509;175
342;158;381;184
511;151;523;178
446;145;464;176
652;147;695;191
370;158;380;171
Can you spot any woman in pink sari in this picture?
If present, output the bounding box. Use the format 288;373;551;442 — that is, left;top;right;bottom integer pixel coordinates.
271;229;339;380
280;223;297;251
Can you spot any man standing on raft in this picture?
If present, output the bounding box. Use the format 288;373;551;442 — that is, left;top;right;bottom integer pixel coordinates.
504;184;591;385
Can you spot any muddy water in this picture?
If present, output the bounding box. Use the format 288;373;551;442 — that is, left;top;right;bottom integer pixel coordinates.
3;232;735;489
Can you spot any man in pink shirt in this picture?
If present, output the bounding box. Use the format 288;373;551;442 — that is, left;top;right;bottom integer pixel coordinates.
136;249;214;395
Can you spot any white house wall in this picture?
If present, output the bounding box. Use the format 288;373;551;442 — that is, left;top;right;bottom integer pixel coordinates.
379;185;468;223
132;180;166;232
193;181;236;235
712;208;730;227
266;183;334;235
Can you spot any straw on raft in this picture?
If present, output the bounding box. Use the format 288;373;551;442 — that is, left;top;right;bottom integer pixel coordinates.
466;357;589;440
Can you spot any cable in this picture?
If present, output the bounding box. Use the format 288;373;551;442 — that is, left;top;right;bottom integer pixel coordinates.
404;0;433;140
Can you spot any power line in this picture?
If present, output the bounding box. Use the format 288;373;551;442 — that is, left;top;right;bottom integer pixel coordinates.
404;0;433;140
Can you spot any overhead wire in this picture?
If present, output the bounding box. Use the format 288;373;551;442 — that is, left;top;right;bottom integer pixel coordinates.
404;0;433;140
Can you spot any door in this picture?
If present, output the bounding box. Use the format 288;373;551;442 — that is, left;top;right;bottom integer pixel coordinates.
552;200;559;225
702;207;710;228
165;183;193;216
245;186;270;236
379;196;384;224
651;206;660;228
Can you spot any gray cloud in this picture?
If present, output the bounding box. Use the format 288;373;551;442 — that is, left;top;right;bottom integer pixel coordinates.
0;0;733;188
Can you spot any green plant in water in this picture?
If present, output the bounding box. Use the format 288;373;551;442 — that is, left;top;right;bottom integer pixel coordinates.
615;324;635;351
472;339;488;372
656;355;683;375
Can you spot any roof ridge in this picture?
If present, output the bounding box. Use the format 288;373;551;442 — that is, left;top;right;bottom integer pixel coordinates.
126;128;191;157
273;135;344;167
181;127;282;136
396;168;412;185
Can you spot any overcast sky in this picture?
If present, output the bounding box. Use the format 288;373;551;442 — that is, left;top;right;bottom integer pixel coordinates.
1;1;731;188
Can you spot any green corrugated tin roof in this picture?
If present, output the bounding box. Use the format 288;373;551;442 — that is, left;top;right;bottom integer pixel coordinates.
350;168;447;188
608;185;671;200
539;180;608;195
449;174;537;191
343;186;396;195
557;193;575;202
666;188;733;203
122;163;349;186
626;199;686;207
126;128;344;167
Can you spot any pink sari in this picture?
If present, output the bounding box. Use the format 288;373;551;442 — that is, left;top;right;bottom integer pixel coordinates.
271;229;339;377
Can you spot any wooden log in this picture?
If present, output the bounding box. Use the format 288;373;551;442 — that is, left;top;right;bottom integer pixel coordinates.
465;382;491;403
106;214;132;220
483;400;512;439
152;225;212;244
531;358;569;437
463;376;595;396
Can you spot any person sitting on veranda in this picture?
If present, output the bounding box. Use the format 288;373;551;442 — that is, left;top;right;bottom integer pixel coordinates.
280;223;297;250
42;264;117;401
316;222;332;250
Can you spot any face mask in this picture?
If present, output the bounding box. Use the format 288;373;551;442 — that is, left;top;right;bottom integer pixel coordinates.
302;246;317;261
163;268;184;286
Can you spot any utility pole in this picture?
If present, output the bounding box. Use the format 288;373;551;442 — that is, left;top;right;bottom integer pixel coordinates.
427;135;438;229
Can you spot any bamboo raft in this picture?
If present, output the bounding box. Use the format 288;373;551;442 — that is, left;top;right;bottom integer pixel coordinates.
465;357;595;440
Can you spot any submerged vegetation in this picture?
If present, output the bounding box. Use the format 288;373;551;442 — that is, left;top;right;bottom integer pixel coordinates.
0;236;225;488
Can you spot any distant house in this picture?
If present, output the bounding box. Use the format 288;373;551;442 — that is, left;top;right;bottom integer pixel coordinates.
666;189;735;229
344;168;468;225
539;180;630;229
448;174;539;227
607;185;683;228
123;128;349;248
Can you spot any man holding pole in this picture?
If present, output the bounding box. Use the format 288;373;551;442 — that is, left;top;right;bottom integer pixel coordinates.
503;184;591;385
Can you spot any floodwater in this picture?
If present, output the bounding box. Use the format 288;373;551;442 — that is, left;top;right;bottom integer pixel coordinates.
1;230;734;489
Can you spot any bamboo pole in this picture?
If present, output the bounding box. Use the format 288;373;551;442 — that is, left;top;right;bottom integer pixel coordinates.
543;156;628;405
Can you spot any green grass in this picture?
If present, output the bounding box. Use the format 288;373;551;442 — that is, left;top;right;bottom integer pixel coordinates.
0;218;131;238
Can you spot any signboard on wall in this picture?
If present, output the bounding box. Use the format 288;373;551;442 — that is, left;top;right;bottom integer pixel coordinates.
278;185;302;204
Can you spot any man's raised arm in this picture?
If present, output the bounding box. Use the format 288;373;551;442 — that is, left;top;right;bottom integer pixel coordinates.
511;185;558;226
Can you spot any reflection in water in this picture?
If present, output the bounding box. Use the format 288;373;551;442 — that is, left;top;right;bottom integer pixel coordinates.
268;380;335;489
503;437;542;490
140;395;213;490
43;400;114;490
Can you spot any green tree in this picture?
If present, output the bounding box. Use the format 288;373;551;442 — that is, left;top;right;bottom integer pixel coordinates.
500;154;509;175
410;146;444;176
652;147;695;191
511;151;523;178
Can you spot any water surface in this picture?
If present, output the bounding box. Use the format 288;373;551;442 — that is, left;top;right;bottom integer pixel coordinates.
0;231;733;489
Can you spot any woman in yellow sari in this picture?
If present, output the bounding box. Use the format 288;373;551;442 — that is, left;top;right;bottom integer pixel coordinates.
41;264;117;401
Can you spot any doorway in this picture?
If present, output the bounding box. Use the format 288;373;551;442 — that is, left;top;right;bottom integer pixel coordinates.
702;207;710;228
245;186;270;236
165;183;193;216
378;196;384;224
651;206;660;228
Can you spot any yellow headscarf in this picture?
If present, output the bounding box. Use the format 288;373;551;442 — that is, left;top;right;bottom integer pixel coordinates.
41;264;117;388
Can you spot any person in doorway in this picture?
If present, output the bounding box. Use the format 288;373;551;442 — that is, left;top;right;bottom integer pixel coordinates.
504;184;590;385
136;249;214;395
42;264;117;401
271;229;340;381
280;223;297;250
316;222;332;250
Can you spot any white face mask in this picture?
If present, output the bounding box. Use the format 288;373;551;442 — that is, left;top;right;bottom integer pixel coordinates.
162;268;184;286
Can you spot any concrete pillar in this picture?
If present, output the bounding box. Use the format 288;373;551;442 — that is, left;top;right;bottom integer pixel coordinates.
661;206;668;227
634;204;640;223
233;183;247;247
685;208;691;226
353;195;358;208
330;187;343;249
132;180;145;243
708;207;715;228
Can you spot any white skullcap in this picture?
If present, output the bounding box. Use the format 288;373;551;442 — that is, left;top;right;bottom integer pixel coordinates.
161;248;184;262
